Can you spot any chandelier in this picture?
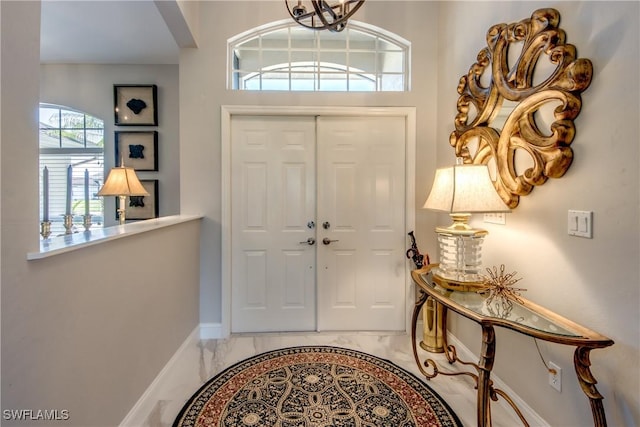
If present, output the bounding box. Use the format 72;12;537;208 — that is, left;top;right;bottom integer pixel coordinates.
285;0;365;32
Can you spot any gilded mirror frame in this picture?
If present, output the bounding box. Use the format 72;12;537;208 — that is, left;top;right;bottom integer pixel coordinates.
450;8;593;208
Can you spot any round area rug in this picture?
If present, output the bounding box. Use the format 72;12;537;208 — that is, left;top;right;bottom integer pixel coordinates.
173;346;462;427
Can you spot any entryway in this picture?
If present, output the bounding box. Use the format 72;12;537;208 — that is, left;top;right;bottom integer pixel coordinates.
221;106;416;334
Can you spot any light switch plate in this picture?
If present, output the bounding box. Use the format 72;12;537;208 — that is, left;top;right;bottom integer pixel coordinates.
568;210;593;238
484;212;506;225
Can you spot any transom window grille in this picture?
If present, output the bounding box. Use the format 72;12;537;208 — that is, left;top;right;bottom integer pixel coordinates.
39;104;105;235
229;20;410;91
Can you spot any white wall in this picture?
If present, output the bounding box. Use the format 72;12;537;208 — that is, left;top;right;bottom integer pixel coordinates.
1;2;201;425
436;2;639;426
40;64;181;226
179;1;441;325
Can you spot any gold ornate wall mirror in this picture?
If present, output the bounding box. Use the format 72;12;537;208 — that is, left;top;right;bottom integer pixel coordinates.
450;8;593;208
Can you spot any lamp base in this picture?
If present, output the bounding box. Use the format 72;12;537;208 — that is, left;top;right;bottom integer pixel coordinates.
433;215;488;292
117;195;127;225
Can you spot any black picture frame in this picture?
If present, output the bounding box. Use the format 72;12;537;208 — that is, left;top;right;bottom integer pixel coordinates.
116;180;159;221
115;131;158;171
114;84;158;126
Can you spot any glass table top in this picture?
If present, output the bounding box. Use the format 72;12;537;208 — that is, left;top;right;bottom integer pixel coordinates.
418;272;581;338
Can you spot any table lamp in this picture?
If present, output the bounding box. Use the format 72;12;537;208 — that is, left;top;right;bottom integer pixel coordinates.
97;164;149;225
423;158;510;291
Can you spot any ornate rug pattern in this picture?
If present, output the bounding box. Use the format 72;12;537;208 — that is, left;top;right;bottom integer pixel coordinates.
173;346;462;427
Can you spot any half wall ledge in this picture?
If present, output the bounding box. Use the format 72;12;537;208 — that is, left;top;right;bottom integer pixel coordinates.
27;214;204;260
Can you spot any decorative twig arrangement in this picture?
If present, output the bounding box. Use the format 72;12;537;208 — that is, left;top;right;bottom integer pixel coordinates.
480;264;526;318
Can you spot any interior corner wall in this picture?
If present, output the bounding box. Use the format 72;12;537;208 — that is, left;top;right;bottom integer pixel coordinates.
1;3;200;425
178;1;441;325
176;0;200;44
40;64;181;225
436;2;639;426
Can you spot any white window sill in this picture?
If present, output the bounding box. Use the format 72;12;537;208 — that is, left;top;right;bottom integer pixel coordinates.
27;214;203;260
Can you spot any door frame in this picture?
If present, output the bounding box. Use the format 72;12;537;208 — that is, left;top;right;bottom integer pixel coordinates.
221;105;416;337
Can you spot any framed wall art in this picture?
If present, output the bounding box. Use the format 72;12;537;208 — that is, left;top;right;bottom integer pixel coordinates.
115;131;158;171
114;84;158;126
117;180;159;221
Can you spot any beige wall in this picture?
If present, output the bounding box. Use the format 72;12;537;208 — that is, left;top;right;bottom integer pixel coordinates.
40;64;181;225
179;1;442;324
2;1;638;426
178;1;639;426
436;2;639;426
1;2;201;426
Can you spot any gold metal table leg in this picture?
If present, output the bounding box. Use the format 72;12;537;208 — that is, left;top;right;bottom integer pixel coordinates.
574;346;608;427
411;289;430;377
477;325;496;427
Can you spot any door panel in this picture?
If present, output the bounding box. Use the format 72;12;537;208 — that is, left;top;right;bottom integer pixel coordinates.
316;116;406;331
231;114;407;333
231;116;317;333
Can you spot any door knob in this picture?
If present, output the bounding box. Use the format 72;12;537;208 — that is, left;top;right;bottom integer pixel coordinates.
299;237;316;245
322;221;331;229
322;237;339;245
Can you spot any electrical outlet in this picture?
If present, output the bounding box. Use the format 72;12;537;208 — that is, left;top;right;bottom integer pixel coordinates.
548;362;562;392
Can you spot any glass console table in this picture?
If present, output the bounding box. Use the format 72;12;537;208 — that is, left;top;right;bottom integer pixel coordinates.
410;265;614;427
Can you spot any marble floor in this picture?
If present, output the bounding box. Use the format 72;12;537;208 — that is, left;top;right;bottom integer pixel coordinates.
141;332;529;427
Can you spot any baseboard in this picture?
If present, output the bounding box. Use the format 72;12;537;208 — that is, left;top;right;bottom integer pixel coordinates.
199;322;223;339
119;325;200;427
446;332;550;427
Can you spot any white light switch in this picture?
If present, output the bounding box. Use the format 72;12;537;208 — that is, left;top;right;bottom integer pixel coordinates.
568;210;593;238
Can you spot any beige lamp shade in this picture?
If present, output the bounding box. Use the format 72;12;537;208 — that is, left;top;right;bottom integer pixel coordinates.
423;162;510;214
423;159;510;288
97;166;149;197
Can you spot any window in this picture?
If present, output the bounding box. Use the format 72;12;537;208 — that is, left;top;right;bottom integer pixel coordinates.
229;20;410;91
39;104;104;235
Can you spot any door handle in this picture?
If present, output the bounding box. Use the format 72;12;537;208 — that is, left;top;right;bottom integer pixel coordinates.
299;237;316;245
322;237;339;245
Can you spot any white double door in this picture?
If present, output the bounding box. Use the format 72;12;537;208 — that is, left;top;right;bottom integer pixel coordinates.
231;114;406;333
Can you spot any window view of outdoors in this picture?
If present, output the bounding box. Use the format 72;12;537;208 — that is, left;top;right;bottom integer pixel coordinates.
230;22;409;91
39;104;105;235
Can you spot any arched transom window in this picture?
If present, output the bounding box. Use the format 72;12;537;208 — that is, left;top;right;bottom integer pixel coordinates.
229;20;410;92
